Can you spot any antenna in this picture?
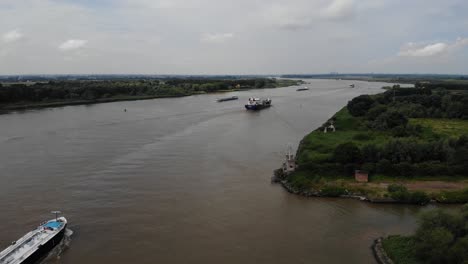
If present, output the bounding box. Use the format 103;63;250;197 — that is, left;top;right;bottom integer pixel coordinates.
286;143;293;160
51;211;62;220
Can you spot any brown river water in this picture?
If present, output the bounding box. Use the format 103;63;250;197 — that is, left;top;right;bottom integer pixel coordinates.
0;79;436;263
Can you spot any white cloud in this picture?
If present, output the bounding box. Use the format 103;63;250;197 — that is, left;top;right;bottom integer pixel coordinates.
200;33;234;43
398;38;468;57
3;29;23;43
399;43;448;57
59;39;88;51
321;0;356;21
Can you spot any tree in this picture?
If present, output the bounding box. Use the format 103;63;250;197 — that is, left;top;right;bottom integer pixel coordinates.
374;111;408;129
415;227;454;263
412;207;468;263
347;95;374;116
333;142;362;164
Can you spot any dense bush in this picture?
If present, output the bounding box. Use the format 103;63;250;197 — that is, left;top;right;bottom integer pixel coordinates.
414;205;468;263
372;111;408;130
435;189;468;203
319;185;347;197
387;184;430;205
333;142;362;164
347;95;375;116
384;205;468;264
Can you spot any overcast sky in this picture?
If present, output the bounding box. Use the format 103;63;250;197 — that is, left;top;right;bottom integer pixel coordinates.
1;0;468;75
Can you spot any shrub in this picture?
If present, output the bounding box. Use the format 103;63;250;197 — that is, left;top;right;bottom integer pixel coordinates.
409;191;430;205
435;189;468;203
388;184;407;193
319;185;347;197
373;111;408;130
382;235;419;264
387;184;430;205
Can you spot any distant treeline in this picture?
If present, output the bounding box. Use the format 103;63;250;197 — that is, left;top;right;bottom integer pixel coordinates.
281;73;468;83
350;86;468;120
0;78;295;105
415;81;468;90
0;75;276;82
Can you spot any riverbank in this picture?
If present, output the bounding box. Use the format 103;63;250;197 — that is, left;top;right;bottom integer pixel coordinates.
275;83;468;205
0;78;302;113
373;238;395;264
0;94;191;113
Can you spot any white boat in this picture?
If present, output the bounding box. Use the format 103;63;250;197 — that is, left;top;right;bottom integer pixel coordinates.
0;212;67;264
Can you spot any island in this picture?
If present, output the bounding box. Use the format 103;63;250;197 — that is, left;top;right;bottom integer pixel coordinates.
0;77;301;112
275;80;468;204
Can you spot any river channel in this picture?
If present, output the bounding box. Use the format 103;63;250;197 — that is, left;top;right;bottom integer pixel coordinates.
0;79;433;263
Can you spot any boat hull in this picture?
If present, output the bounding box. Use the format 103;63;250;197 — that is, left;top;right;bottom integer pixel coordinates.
245;104;271;110
19;225;66;264
217;97;238;102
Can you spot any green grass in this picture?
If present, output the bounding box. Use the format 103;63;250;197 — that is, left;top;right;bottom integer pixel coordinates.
434;189;468;203
370;174;468;182
382;235;421;264
410;118;468;138
297;107;389;164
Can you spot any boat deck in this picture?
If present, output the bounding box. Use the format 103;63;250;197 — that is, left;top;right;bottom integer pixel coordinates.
0;218;66;264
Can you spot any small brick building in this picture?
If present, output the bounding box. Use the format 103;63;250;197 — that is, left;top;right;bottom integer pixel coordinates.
355;170;369;182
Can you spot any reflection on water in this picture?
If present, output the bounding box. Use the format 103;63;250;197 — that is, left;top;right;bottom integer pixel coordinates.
42;229;73;264
0;79;429;264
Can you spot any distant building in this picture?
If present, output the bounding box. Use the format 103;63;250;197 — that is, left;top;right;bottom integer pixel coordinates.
355;170;369;182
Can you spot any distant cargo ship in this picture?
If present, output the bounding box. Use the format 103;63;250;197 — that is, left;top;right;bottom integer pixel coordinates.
0;212;67;264
245;97;272;110
296;87;309;91
216;96;238;102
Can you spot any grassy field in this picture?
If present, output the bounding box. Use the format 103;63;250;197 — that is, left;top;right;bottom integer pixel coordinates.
382;235;421;264
410;118;468;138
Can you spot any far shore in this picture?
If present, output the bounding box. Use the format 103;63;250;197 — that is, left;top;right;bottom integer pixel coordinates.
0;94;190;114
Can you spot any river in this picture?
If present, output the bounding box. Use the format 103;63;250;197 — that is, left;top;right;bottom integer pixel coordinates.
0;79;433;263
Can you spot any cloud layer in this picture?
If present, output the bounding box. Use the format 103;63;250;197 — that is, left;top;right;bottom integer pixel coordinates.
59;39;88;51
200;33;234;43
398;38;468;57
1;0;468;74
3;30;23;43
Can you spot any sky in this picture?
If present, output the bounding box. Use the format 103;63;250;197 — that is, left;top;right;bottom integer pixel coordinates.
1;0;468;75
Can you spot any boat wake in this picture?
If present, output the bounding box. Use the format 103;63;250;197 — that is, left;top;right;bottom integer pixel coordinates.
41;228;73;263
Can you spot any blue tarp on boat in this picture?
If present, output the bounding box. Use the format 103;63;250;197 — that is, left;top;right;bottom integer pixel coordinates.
44;221;62;229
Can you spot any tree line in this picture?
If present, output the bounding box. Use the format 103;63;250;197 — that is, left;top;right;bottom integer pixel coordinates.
0;78;281;105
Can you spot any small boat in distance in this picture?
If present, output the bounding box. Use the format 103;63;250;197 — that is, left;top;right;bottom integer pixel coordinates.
0;212;67;264
349;84;355;88
245;97;272;110
296;87;309;91
216;96;238;102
